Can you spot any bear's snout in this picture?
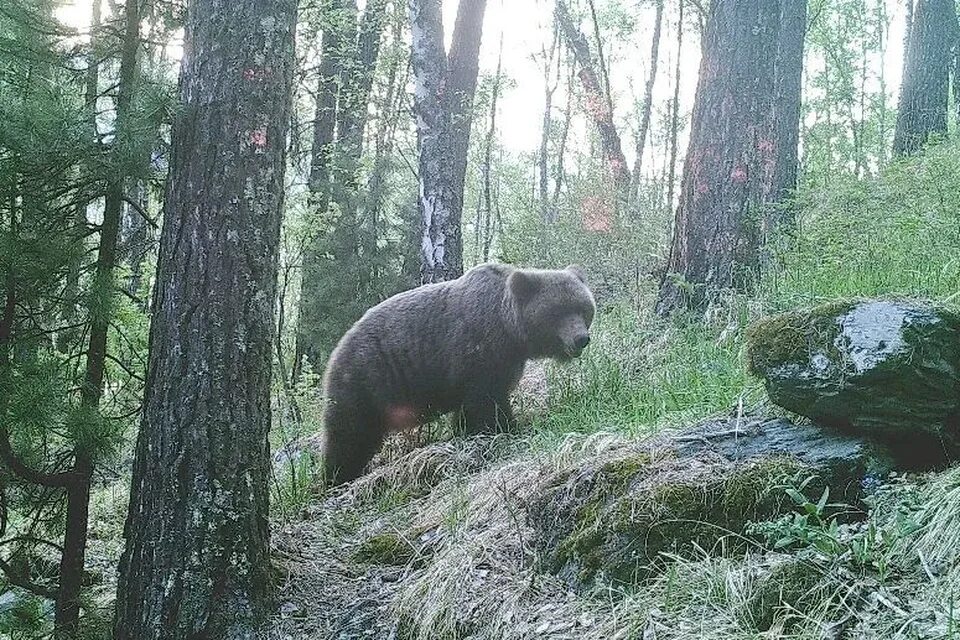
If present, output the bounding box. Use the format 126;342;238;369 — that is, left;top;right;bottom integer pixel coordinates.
574;334;590;351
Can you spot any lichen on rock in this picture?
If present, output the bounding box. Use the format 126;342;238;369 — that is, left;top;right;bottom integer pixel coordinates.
746;299;960;463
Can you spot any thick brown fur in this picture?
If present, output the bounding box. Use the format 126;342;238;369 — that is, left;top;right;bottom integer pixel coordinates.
320;263;596;484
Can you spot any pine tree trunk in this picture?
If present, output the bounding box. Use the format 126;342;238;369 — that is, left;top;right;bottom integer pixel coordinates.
112;0;296;637
56;0;142;635
657;0;807;315
120;180;152;304
892;0;958;156
410;0;488;284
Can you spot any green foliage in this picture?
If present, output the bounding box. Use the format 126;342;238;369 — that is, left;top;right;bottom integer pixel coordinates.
0;591;50;639
532;300;757;438
0;0;168;627
765;142;960;307
802;0;894;184
748;475;924;588
531;139;960;442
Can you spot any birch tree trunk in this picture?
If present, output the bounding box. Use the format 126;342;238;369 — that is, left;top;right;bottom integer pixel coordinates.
113;0;296;637
657;0;807;315
892;0;958;156
410;0;488;284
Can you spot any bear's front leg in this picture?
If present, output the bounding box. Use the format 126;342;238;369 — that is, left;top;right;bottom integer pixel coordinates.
457;394;515;436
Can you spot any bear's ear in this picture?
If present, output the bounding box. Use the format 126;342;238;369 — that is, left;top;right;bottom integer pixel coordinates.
508;269;540;303
566;264;587;283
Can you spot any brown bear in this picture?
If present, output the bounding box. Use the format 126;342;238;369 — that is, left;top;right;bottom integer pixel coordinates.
320;263;596;484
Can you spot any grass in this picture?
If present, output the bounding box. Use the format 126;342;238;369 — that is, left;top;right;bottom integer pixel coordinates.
532;299;762;441
261;143;960;639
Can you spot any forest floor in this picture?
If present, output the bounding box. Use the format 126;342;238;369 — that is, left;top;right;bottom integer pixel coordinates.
257;189;960;639
256;429;960;640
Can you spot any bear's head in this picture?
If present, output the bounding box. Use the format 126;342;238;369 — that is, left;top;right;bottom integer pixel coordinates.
508;265;596;361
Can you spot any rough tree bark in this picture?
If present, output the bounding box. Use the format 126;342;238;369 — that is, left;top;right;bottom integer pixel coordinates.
657;0;807;315
409;0;488;284
892;0;958;156
112;0;296;637
556;0;629;203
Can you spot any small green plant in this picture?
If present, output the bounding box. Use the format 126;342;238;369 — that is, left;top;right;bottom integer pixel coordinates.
272;452;323;518
748;477;913;583
748;478;847;556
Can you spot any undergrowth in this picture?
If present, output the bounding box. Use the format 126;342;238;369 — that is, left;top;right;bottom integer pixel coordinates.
262;143;960;640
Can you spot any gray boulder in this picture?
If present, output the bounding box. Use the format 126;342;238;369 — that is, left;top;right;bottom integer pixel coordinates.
746;299;960;461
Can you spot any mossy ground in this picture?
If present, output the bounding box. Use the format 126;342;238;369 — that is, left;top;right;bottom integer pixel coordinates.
544;454;810;587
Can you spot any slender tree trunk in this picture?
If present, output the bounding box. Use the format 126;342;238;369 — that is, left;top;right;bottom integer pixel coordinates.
550;61;576;218
657;0;807;315
333;0;389;302
120;180;152;303
764;0;806;236
539;22;559;222
113;0;296;637
409;0;488;284
630;0;665;206
295;0;353;378
892;0;958;156
665;0;685;212
366;25;407;295
365;14;407;300
63;0;103;332
56;0;141;635
556;0;629;202
481;34;503;262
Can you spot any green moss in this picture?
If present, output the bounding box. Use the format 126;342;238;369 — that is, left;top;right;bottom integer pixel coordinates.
599;453;652;487
354;532;416;566
547;456;813;587
745;299;858;376
549;454;652;581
